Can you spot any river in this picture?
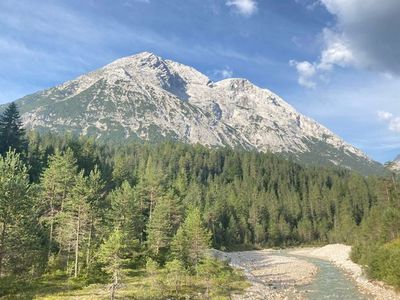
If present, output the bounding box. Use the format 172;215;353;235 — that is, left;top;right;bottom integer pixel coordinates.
287;253;368;299
215;245;393;299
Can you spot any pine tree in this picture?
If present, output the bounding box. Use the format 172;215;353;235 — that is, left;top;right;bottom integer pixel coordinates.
195;257;222;297
112;154;136;186
145;257;163;294
40;149;78;259
98;229;126;300
66;171;91;278
0;102;27;155
139;155;165;222
108;181;144;243
146;190;183;261
84;167;105;273
171;207;211;267
53;167;104;277
146;202;172;259
164;259;186;295
0;151;39;276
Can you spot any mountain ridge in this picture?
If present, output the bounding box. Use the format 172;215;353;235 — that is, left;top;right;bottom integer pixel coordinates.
386;155;400;173
8;52;384;175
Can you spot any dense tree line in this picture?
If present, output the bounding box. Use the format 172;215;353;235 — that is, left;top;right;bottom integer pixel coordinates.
0;102;399;295
351;176;400;287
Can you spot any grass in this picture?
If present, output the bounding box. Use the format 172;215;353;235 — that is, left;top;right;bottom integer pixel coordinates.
0;272;88;299
1;265;249;299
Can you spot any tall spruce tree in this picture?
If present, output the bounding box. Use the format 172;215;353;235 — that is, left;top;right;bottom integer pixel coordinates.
98;229;126;300
62;171;91;278
108;181;144;243
40;149;78;259
171;207;211;268
146;192;182;262
0;151;41;276
0;102;27;155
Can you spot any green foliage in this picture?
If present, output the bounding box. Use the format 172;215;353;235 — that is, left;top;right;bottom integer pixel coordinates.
369;238;400;287
171;207;211;268
97;228;127;299
146;191;183;263
351;177;400;288
0;102;27;155
108;181;144;245
0;150;44;277
1;132;398;297
164;259;186;295
196;257;244;298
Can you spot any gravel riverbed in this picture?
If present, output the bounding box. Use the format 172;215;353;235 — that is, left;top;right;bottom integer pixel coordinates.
213;244;400;300
290;244;400;300
213;249;317;299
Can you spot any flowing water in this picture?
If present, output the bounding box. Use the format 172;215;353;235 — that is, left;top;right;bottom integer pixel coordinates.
293;255;368;299
270;250;369;299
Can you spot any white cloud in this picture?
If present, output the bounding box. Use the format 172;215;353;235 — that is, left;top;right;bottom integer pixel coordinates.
290;29;355;88
212;67;234;80
291;0;400;88
289;60;317;88
378;111;400;133
318;29;354;70
378;111;394;121
226;0;258;16
320;0;400;74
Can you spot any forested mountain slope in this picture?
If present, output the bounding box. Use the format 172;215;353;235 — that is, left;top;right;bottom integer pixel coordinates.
0;127;398;297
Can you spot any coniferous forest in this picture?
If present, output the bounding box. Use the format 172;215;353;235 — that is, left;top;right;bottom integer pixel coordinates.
0;102;399;298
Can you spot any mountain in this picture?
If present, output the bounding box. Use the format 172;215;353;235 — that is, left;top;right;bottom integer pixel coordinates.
11;52;383;174
385;155;400;173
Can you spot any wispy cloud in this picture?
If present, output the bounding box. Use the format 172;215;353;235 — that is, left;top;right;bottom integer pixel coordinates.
211;67;233;80
124;0;151;7
0;0;272;103
378;111;400;133
226;0;258;16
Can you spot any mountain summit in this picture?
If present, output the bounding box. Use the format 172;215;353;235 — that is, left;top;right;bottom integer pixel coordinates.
386;155;400;173
14;52;383;174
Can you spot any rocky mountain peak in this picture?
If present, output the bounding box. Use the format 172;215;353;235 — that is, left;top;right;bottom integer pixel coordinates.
386;155;400;173
11;52;385;175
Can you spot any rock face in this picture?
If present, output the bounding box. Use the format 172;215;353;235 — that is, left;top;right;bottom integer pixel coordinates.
12;52;383;174
386;155;400;173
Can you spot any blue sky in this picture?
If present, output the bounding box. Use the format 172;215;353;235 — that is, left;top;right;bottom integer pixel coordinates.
0;0;399;163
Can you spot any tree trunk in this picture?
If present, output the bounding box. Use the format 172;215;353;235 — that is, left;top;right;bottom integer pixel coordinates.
48;200;54;259
110;284;115;300
86;219;93;274
66;242;71;272
149;189;154;221
0;222;7;277
110;271;118;300
74;206;81;278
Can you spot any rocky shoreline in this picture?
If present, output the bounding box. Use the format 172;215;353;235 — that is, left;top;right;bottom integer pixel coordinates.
213;244;400;300
212;249;318;299
291;244;400;300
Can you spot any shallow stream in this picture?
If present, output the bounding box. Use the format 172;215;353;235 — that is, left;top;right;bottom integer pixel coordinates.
277;250;369;299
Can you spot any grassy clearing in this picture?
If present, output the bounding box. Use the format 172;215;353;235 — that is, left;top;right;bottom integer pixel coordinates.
0;272;88;300
1;265;249;299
